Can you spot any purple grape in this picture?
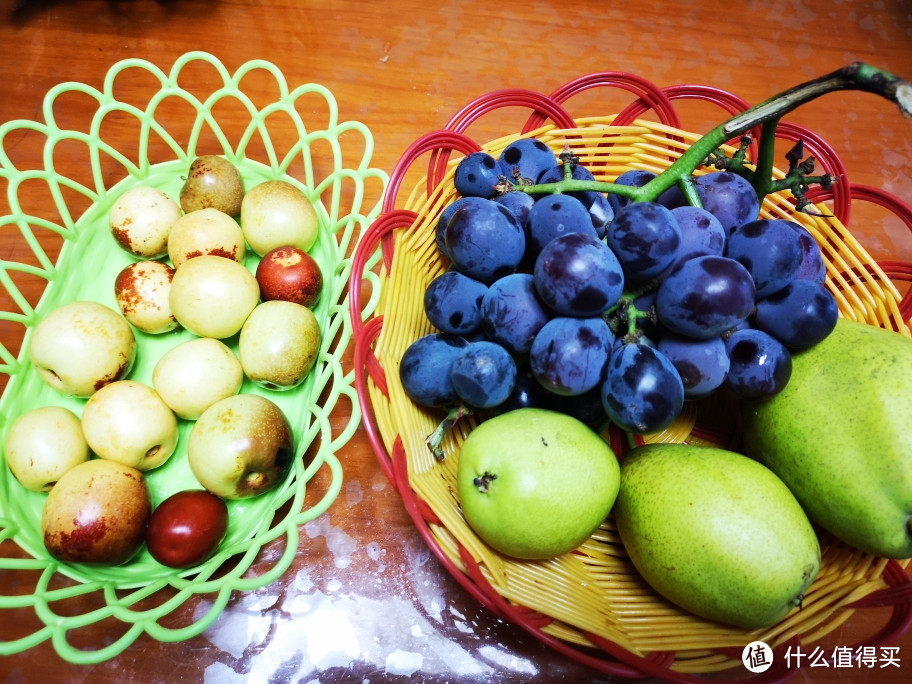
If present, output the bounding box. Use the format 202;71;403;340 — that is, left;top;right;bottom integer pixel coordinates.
529;316;614;396
493;191;535;228
436;196;488;259
489;362;554;415
608;170;655;213
498;138;557;184
454;151;502;199
551;385;610;429
424;271;488;335
657;332;730;399
534;232;625;317
752;279;839;349
790;223;827;284
631;290;665;341
601;343;684;433
608;169;682;213
656;255;756;338
527;193;598;255
587;192;614;239
400;333;470;408
724;328;792;399
537;162;602;212
480;273;552;354
658;205;727;279
451;340;517;409
726;219;803;297
445;198;525;282
607;201;682;280
694;171;761;237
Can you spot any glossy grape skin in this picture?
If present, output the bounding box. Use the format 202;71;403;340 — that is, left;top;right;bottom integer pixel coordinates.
752;279;839;349
424;271;488;335
658;205;727;279
657;332;730;399
451;341;517;409
487;363;608;429
436;196;488;260
445;198;526;282
494;191;535;228
694;171;761;237
726;219;803;297
656;255;756;338
399;333;470;408
529;316;614;396
533;232;625;317
601;343;684;434
607;169;681;213
498;138;557;184
631;290;666;341
607;201;682;280
608;170;654;213
554;385;611;430
527;193;598;255
454;152;502;199
489;363;554;416
480;273;551;354
537;163;602;213
587;192;614;239
724;328;792;399
791;223;827;284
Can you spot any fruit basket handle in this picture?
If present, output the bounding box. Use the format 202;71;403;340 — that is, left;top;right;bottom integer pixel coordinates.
845;560;912;645
768;121;853;224
615;82;748;126
528;71;682;130
421;90;578;199
381;130;482;215
617;83;759;161
841;184;912;319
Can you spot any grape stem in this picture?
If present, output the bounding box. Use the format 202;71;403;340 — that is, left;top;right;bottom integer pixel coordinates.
604;280;659;340
515;62;911;206
427;404;473;461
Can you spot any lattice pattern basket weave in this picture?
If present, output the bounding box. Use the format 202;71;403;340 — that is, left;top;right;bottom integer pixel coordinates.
349;73;912;681
0;53;386;663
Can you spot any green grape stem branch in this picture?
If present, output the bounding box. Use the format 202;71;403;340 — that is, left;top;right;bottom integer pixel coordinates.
514;62;912;208
425;62;911;459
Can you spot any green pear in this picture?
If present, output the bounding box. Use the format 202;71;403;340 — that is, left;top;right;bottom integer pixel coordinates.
457;408;620;560
742;318;912;558
614;443;820;630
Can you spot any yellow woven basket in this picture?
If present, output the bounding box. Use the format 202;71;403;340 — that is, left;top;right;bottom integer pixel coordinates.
349;74;912;680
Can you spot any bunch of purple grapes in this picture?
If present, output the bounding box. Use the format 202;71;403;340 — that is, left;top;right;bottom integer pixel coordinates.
400;138;839;436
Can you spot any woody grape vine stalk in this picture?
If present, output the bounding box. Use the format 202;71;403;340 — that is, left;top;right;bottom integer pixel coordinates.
516;62;912;208
426;62;911;458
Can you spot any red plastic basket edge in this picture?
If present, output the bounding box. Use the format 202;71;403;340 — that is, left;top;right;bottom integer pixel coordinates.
348;71;912;681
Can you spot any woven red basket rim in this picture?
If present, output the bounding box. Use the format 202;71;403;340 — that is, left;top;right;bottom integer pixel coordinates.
348;72;912;681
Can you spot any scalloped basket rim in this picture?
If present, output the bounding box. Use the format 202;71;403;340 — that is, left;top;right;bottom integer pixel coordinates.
349;75;912;682
0;52;386;663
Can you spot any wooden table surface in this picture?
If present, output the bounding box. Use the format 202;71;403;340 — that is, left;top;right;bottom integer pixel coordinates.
2;1;912;682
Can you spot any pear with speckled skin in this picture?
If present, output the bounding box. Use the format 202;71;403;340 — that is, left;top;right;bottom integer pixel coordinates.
742;318;912;559
614;443;820;629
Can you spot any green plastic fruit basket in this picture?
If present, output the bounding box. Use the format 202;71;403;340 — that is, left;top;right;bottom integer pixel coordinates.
0;52;387;663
